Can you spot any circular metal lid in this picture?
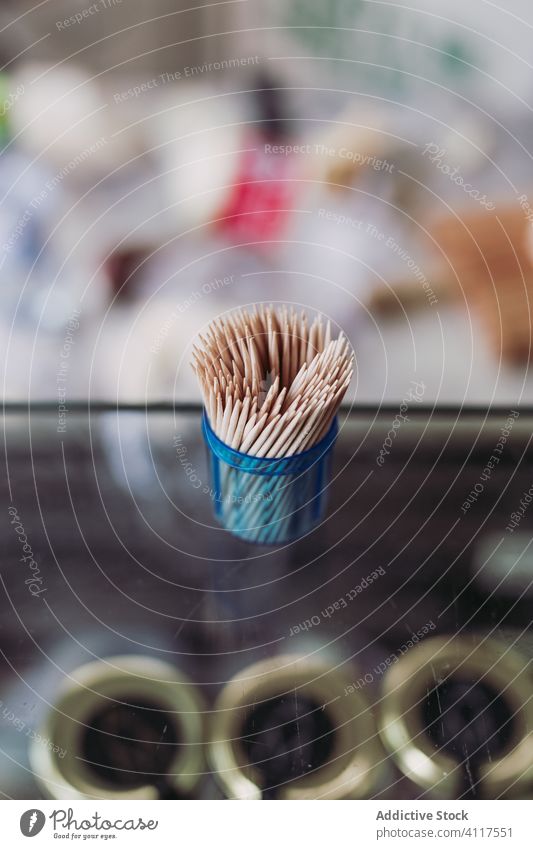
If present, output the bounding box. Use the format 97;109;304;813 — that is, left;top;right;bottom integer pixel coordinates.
30;655;205;800
209;653;383;800
379;636;533;798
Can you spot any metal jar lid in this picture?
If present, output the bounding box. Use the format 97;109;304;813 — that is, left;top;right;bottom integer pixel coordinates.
209;653;383;800
378;636;533;798
30;655;205;800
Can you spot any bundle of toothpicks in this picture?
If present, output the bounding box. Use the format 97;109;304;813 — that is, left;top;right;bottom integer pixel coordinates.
192;305;354;458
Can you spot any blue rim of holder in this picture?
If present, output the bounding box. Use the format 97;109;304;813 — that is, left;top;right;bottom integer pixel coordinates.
202;411;339;476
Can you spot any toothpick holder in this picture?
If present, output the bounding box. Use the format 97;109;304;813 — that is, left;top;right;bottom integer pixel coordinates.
202;412;338;545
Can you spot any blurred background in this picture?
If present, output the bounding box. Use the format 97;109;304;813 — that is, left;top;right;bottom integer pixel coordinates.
1;0;533;406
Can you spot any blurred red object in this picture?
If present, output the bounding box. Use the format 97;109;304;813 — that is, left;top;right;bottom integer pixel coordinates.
215;136;295;246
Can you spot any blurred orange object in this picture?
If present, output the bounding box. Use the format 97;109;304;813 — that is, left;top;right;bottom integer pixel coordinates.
430;207;533;364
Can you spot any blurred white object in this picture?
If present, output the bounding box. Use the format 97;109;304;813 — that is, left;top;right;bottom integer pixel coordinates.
91;289;216;402
11;63;136;177
473;533;533;599
146;83;246;233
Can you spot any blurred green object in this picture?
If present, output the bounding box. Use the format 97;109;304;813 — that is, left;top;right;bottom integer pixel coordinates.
283;0;475;93
0;73;10;144
0;71;23;144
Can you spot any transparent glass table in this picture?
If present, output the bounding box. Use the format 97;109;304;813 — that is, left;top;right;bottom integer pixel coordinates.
1;404;532;800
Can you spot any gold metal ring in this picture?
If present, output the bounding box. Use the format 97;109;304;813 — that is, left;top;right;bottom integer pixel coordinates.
30;656;205;800
209;653;383;799
378;636;533;798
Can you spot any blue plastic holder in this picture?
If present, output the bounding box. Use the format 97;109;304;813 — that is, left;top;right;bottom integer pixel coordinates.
202;412;339;544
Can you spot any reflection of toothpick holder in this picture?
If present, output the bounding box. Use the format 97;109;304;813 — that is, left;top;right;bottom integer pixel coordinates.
202;412;338;545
